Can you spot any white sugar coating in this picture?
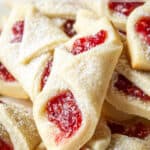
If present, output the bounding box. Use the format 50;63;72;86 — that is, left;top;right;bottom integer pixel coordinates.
0;123;11;144
116;53;150;95
1;102;40;147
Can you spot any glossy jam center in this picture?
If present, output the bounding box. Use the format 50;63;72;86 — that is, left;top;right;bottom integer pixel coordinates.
0;63;16;82
108;121;150;139
40;59;53;90
0;138;13;150
114;74;150;101
46;90;82;143
135;16;150;45
108;1;144;16
11;20;24;43
71;30;107;55
62;19;76;37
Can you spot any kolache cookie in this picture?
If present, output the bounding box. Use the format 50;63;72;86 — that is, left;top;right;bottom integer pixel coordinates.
103;102;150;150
107;49;150;120
33;10;122;150
104;0;146;32
127;2;150;71
0;96;41;150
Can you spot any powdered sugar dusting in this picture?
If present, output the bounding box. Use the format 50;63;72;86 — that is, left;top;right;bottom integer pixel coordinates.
1;102;40;147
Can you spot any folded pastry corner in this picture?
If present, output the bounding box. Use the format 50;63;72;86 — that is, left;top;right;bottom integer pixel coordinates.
19;5;68;64
0;11;28;99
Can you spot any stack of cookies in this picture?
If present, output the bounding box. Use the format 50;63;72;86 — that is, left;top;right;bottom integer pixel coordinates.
0;0;150;150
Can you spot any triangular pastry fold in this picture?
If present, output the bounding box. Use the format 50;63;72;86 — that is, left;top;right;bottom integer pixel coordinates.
127;3;150;71
0;97;41;150
107;51;150;120
103;102;150;150
20;6;68;64
104;0;146;31
0;6;68;100
33;12;122;150
74;10;122;46
0;18;28;99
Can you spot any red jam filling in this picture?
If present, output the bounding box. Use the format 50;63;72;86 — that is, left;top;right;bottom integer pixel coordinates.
114;74;150;101
135;16;150;45
11;20;24;43
62;19;76;37
108;1;144;16
46;90;82;143
0;63;16;82
71;30;107;55
0;138;13;150
107;121;150;139
40;59;53;90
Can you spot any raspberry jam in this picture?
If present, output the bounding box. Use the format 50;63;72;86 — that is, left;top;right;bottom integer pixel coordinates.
62;19;76;37
11;20;24;43
114;74;150;101
71;30;107;55
0;63;16;82
46;90;82;143
40;59;53;90
0;138;13;150
135;16;150;45
107;121;150;139
108;1;144;16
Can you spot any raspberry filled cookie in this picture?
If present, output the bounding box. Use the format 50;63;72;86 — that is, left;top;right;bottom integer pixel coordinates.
103;102;150;150
0;97;41;150
0;6;68;100
104;0;146;31
127;3;150;70
33;10;122;150
107;50;150;120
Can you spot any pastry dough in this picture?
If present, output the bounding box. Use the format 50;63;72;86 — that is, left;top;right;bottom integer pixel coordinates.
103;102;150;150
0;96;41;150
0;6;68;100
0;17;28;99
35;120;111;150
104;0;146;31
0;123;13;149
33;10;122;150
107;49;150;120
0;69;28;99
19;6;68;64
33;0;106;19
81;120;111;150
127;3;150;70
108;134;149;150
